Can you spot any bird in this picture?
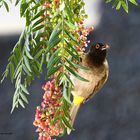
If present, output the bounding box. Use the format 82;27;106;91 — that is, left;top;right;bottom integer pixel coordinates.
67;42;110;134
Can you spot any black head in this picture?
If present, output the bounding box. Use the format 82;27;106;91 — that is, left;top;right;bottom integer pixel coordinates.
88;43;109;66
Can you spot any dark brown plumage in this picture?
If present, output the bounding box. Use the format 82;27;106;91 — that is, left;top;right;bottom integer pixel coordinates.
87;43;108;66
67;43;110;134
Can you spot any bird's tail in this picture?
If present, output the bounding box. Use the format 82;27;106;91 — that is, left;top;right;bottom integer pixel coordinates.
67;104;81;135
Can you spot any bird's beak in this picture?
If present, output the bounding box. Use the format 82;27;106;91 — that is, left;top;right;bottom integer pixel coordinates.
101;44;110;50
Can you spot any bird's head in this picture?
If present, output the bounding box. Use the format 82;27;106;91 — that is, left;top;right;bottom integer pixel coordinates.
90;43;110;53
88;43;110;66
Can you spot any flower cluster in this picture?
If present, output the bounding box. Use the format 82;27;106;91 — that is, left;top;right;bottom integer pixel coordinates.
33;79;64;140
77;20;94;51
41;0;94;53
33;1;94;140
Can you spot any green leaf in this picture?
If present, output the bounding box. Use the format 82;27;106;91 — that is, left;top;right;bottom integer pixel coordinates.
65;4;74;23
59;76;65;86
62;116;73;130
13;91;18;102
65;39;79;56
65;57;89;71
64;47;79;61
63;105;71;119
9;63;15;81
15;74;21;87
15;0;21;6
48;22;62;43
63;99;71;119
23;56;32;72
63;97;71;108
122;1;128;13
18;99;25;108
32;18;44;28
34;32;45;42
64;57;77;69
105;0;112;3
20;2;28;17
31;39;37;47
39;53;45;72
47;48;61;68
63;86;72;104
65;21;76;30
59;120;66;136
15;45;22;60
116;1;122;10
25;10;30;26
112;0;119;8
65;65;89;82
32;25;44;32
25;48;33;60
72;62;90;70
47;65;62;77
1;64;9;82
37;40;46;48
51;116;60;125
47;38;61;53
13;55;19;65
25;75;33;86
34;60;41;70
34;49;44;59
64;73;73;86
20;84;30;94
48;57;60;73
32;65;40;77
19;30;25;45
20;93;29;104
31;9;45;21
30;61;40;77
129;0;138;6
23;64;32;76
56;72;63;85
3;1;9;12
31;3;40;11
14;65;22;78
11;100;18;113
65;30;78;44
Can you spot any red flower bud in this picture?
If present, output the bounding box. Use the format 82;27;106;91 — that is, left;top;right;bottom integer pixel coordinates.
79;20;83;24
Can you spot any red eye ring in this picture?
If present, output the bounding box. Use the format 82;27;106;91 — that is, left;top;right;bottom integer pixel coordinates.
95;44;100;49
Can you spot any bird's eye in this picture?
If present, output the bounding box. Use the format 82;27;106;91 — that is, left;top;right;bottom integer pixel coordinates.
95;44;100;49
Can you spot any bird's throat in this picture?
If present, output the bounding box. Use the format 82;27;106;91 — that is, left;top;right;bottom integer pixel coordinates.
88;51;107;66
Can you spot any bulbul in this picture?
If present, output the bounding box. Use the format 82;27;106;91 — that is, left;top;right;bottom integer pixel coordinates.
67;43;109;134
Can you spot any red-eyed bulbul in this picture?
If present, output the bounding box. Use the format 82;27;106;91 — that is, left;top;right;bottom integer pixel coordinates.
67;43;109;134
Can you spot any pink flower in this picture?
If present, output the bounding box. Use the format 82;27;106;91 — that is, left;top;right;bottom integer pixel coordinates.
33;79;64;140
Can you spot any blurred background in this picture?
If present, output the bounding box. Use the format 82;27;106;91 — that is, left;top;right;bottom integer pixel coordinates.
0;0;140;140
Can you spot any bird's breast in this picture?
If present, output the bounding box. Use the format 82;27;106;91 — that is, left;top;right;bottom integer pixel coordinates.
71;60;109;99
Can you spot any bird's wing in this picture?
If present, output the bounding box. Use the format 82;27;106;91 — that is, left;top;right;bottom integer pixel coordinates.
84;69;108;102
71;55;109;101
84;59;109;102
